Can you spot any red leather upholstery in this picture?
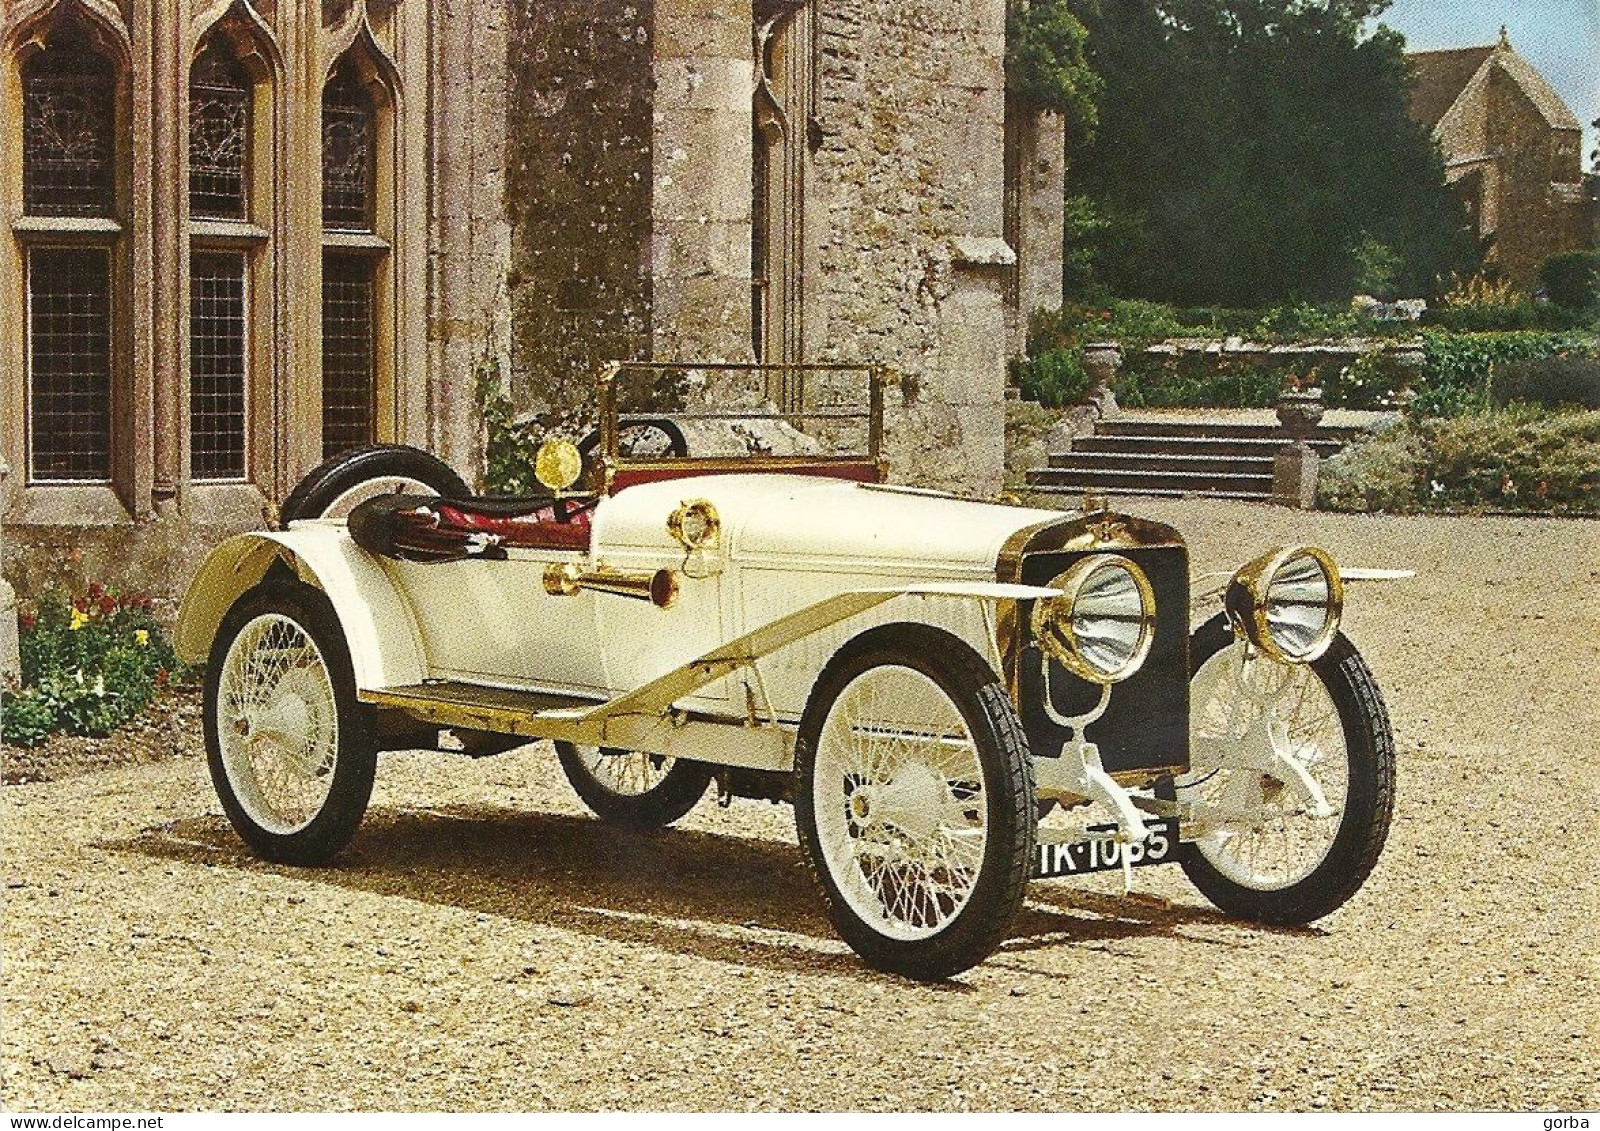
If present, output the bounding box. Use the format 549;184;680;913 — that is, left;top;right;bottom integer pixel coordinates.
431;502;593;551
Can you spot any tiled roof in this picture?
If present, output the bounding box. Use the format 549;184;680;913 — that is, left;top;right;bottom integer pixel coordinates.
1408;46;1494;129
1406;42;1583;133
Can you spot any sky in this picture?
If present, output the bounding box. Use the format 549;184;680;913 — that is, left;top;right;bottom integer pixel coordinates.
1373;0;1599;165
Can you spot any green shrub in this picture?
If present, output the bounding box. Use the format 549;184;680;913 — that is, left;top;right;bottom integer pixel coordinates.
0;690;57;747
1493;356;1600;410
1316;429;1423;513
1013;348;1090;408
1318;407;1600;514
1541;251;1600;313
5;584;185;745
1414;331;1600;417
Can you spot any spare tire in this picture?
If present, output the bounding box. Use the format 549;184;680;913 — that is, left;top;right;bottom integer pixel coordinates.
279;445;471;524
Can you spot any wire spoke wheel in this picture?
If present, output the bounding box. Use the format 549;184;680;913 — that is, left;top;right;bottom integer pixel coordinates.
1171;615;1395;925
795;625;1034;980
1181;642;1347;890
555;741;713;829
813;666;988;941
217;613;339;834
574;746;676;796
204;580;377;865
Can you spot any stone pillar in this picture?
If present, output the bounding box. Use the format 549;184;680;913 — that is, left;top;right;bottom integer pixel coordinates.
1273;389;1326;509
429;0;512;484
1;455;17;682
1014;109;1066;327
651;0;754;364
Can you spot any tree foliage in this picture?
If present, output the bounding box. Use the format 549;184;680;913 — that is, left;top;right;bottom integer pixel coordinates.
1063;0;1478;306
1006;0;1102;135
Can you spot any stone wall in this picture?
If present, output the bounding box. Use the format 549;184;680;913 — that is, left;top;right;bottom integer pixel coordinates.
503;0;656;417
805;0;1012;495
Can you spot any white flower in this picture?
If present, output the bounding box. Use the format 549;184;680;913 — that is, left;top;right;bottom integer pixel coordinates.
93;674;106;697
1430;480;1445;496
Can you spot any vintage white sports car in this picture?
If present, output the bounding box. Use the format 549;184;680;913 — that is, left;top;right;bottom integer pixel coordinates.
176;363;1395;979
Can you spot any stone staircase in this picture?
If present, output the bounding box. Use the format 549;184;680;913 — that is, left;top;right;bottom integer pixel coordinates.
1026;417;1372;501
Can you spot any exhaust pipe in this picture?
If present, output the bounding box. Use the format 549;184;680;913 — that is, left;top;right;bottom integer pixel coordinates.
543;563;679;609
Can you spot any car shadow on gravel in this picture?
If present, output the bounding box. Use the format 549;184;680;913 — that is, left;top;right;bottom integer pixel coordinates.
107;804;1279;982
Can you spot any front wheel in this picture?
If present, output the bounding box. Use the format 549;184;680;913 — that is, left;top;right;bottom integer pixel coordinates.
1172;615;1395;924
554;742;714;829
794;625;1036;980
204;580;377;865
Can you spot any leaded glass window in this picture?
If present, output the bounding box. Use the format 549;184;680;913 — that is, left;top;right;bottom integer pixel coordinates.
27;247;112;480
22;45;115;218
190;252;249;479
189;44;251;220
322;65;376;231
321;252;375;456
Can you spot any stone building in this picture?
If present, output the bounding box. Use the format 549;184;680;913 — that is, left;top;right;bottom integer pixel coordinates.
1407;31;1590;287
0;0;1062;599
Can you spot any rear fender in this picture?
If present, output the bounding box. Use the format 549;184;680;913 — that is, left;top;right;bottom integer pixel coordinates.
174;522;426;690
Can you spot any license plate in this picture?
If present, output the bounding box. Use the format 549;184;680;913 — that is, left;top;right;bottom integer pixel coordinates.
1032;818;1181;879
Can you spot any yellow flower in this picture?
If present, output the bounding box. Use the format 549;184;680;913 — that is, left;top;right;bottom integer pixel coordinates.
69;609;90;631
134;629;150;647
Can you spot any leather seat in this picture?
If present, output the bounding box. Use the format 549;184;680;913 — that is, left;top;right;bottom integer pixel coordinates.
347;493;594;562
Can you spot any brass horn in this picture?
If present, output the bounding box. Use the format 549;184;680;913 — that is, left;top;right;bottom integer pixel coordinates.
543;563;679;609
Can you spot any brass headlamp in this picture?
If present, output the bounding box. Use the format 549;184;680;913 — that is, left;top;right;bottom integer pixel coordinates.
1030;553;1157;685
1224;545;1344;663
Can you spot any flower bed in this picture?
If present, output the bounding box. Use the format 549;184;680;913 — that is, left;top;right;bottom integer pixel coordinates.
1;584;194;747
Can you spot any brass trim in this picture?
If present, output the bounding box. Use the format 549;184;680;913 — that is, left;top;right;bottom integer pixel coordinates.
995;511;1187;698
667;498;722;550
1030;555;1158;684
1223;544;1344;664
543;562;680;608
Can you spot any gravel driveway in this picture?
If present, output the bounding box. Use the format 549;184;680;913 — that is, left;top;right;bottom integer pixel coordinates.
4;501;1597;1111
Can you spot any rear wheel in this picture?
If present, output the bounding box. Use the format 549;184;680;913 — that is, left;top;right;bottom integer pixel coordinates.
1173;615;1394;924
794;625;1035;980
204;580;376;865
554;742;713;829
279;444;470;523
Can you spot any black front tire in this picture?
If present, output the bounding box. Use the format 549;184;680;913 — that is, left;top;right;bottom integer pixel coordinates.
794;624;1035;980
554;742;714;829
279;444;471;524
1175;615;1395;925
204;579;377;865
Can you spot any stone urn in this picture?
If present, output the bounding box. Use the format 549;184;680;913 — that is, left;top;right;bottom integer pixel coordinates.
1273;389;1325;509
1275;387;1326;442
1081;341;1122;418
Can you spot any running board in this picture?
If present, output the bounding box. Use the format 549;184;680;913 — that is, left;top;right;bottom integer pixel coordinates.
360;680;795;773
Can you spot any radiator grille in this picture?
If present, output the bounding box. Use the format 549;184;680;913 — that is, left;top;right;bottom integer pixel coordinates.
1017;545;1191;776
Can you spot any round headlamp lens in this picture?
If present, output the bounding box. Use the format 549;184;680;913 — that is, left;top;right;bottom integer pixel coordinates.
1032;554;1156;684
1266;550;1335;660
1225;545;1343;663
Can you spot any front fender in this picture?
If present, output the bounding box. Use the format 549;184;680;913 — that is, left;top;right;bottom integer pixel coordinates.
174;522;426;690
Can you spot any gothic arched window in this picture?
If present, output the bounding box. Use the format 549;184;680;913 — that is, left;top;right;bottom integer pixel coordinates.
22;44;115;218
321;61;376;232
320;57;384;457
189;42;251;221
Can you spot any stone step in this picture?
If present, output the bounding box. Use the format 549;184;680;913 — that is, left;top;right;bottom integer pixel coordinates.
1098;418;1370;442
1025;467;1275;496
1073;434;1343;459
1049;451;1275;474
1025;484;1274;502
